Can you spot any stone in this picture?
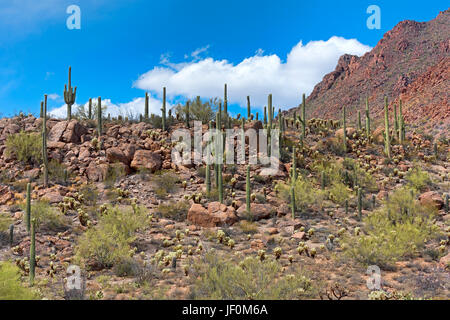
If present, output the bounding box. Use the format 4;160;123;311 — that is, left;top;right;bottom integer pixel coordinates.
236;203;273;221
419;191;444;210
130;150;162;172
187;203;238;227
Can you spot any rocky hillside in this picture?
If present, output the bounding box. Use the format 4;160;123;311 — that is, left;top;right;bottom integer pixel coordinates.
287;9;449;137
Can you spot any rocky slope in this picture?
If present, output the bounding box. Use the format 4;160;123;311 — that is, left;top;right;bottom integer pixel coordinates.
287;9;449;137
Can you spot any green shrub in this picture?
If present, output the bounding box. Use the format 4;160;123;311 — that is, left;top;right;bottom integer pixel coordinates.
0;261;38;300
190;252;317;299
238;220;258;234
406;167;432;192
156;200;189;221
174;97;219;124
276;175;325;212
152;171;179;197
21;200;70;232
5;131;42;165
79;183;99;207
328;182;352;205
104;163;126;188
48;159;69;184
342;187;439;269
75;205;149;269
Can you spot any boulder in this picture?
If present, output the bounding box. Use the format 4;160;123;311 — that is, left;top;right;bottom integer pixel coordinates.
187;202;238;227
419;191;444;210
236;203;273;221
130;150;162;172
48;120;87;144
86;163;109;182
106;145;135;166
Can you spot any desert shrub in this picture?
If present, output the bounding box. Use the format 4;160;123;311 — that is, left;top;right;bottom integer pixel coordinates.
342;187;439;269
79;183;99;207
316;137;346;156
5;131;42;165
75;205;149;269
276;175;325;212
196;166;206;178
174;97;219;124
238;220;258;234
48;159;68;184
328;181;352;206
104;163;126;188
0;261;38;300
156;200;189;221
21;200;70;232
406;167;432;192
152;171;179;197
113;257;140;277
340;158;377;192
190;252;316;299
0;213;12;232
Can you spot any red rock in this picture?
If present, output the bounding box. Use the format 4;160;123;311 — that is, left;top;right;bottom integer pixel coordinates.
291;232;306;240
419;191;444;210
130;150;162;172
236;203;273;221
187;203;238;227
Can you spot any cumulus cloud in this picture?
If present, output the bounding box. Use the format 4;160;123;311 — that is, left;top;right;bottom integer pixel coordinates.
134;36;371;110
49;96;170;119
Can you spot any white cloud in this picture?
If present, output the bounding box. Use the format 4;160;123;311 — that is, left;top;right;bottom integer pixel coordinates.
134;36;371;110
47;93;60;101
49;96;170;119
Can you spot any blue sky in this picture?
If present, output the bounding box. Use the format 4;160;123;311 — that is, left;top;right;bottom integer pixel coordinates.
0;0;447;118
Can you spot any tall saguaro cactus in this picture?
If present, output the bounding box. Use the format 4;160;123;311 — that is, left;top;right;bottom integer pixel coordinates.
144;92;149;120
97;97;103;136
365;97;371;138
185;101;190;128
42;95;49;188
292;147;297;182
247;96;251;119
291;186;296;219
29;218;36;286
384;96;391;159
88;98;93;120
224;84;228;116
398;99;405;144
64;66;77;121
26;183;31;233
161;87;167;131
246;165;251;214
301;93;306;140
342;106;347;153
268;94;273;130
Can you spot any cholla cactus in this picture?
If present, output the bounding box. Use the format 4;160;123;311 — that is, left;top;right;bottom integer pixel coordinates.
228;239;235;249
274;247;282;260
257;249;266;261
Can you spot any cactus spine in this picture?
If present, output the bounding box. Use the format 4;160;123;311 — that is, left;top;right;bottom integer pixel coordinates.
246;165;251;214
42;95;49;188
247;96;251;119
29;218;36;286
342;106;347;153
63;66;76;121
161;87;167;131
26;183;31;233
97;97;103;136
365;97;371;138
384;96;391;159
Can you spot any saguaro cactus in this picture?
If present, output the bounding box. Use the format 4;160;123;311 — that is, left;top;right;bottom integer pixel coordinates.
357;110;362;130
144;92;149;120
247;96;251;119
205;163;211;196
185;101;190;128
263;106;267;125
357;187;362;221
42;95;49;188
342;106;347;153
224;84;228;116
384;96;391;159
88;98;92;120
301;93;306;140
97;97;103;136
268;94;273;130
292;147;297;182
291;186;296;219
29;218;36;286
9;224;14;247
365;97;371;138
40;101;43;118
161;87;167;131
64;66;76;121
394;103;398;139
218;163;223;203
246;165;251;214
26;183;31;233
398;99;404;144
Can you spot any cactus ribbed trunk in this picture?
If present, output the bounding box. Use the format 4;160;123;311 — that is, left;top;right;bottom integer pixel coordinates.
144;92;149;120
40;101;43;118
394;103;398;140
263;106;267;125
206;163;210;196
301;93;306;140
42;95;48;188
218;163;223;204
292;147;297;182
365;97;370;138
291;186;295;219
88;98;92;119
185;101;190;128
26;183;31;233
398;100;404;144
29;219;36;286
9;224;14;247
97;97;103;136
64;66;76;121
357;187;362;221
357;110;362;130
342;106;347;153
247;96;251;119
246;165;251;214
162;87;166;131
384;96;391;159
224;84;228;116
